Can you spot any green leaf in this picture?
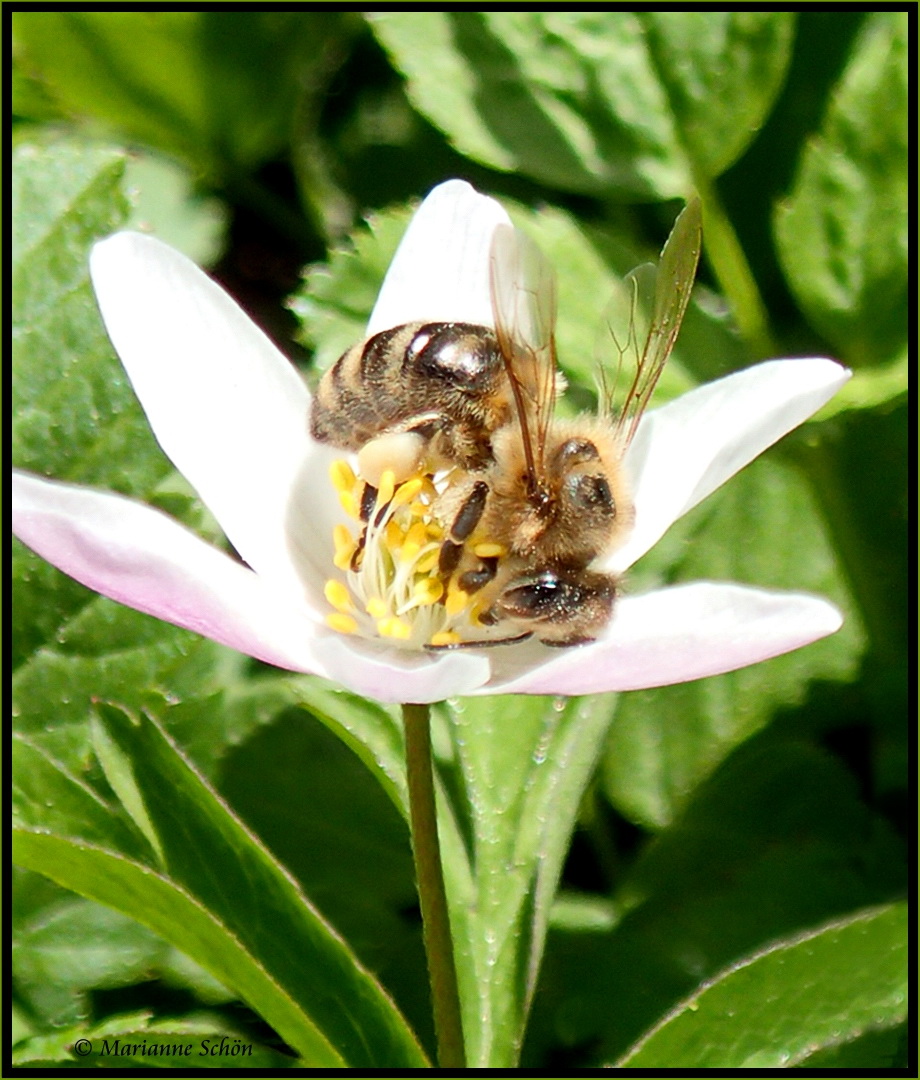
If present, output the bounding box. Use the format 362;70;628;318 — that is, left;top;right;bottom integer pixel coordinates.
370;13;792;198
12;734;150;861
615;903;907;1068
294;201;416;375
436;693;616;1066
524;738;905;1066
12;888;171;1028
217;703;432;1052
774;12;908;366
13;11;344;180
640;12;794;181
602;454;863;829
15;703;429;1067
12;1010;295;1069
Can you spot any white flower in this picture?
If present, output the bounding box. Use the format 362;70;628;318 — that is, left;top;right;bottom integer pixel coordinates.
12;181;849;704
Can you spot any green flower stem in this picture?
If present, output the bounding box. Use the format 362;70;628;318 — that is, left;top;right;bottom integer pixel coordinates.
694;173;777;361
402;702;466;1069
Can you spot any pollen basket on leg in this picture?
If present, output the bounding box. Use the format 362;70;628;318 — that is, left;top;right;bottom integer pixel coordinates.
324;458;501;649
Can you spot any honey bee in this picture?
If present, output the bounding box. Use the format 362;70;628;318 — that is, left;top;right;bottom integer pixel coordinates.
312;195;701;649
439;198;703;646
310;320;530;484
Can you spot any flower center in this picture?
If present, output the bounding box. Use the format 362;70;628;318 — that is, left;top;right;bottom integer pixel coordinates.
324;459;505;650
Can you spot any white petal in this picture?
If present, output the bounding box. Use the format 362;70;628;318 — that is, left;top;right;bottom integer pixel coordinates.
89;232;329;596
366;180;511;336
12;470;331;675
611;358;851;573
483;582;843;696
310;635;491;704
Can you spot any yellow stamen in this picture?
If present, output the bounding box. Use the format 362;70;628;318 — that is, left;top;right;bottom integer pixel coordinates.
337;489;359;519
412;578;444;606
377;469;396;508
329;460;357;493
332;525;357;570
390;476;424;508
415;549;440;575
366;597;389;619
473;541;506;559
324;579;353;613
378;616;411;640
385;519;405;551
401;520;428;561
445;586;470;616
430;630;461;647
326;612;358;635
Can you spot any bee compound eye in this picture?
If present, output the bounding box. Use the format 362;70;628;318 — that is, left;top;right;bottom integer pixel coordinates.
554;439;600;467
566;473;614;515
498;571;568;618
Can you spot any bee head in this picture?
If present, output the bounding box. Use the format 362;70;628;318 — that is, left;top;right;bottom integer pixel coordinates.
490;564;617;645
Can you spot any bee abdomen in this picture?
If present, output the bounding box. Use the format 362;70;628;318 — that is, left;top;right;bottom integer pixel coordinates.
310;322;505;454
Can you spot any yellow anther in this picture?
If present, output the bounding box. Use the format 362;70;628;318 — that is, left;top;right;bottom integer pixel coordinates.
329;459;357;494
324;579;353;613
413;578;444;606
401;521;428;560
378;616;411;640
377;469;396;508
445;586;470;616
332;525;357;569
473;541;506;559
366;597;389;619
430;630;462;648
426;522;444;539
385;519;405;551
326;612;358;635
337;489;359;519
415;549;440;575
390;476;424;508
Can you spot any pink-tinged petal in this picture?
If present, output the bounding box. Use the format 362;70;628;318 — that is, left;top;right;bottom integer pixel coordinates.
483;582;843;696
12;470;331;675
310;635;491;705
366;180;510;336
611;358;851;573
89;232;332;597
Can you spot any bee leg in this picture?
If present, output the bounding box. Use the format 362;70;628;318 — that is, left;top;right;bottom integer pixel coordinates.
438;479;489;578
459;556;498;595
424;631;532;651
350;481;380;571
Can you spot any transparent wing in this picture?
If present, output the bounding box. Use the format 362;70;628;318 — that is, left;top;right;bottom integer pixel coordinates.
490;222;559;486
610;198;702;448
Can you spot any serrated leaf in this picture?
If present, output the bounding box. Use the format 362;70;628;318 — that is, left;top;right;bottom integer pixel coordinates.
615;903;907;1068
774;12;908;366
370;13;793;199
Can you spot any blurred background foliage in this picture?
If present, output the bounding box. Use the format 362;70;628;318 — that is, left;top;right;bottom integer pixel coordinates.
12;10;907;1068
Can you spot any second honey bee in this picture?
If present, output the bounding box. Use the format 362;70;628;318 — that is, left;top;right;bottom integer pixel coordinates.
311;196;702;648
